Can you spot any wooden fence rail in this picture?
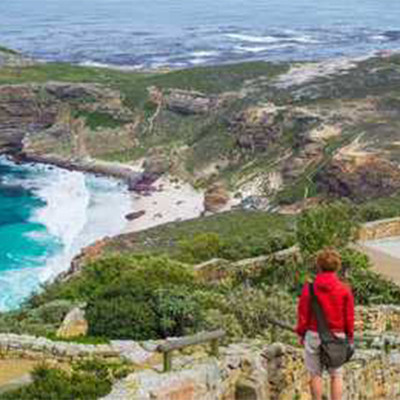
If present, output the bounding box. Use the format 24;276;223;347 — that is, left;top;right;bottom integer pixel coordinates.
157;329;226;372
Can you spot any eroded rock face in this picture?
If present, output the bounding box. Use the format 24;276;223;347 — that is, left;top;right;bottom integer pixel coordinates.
0;83;131;157
148;86;218;115
204;182;230;213
231;104;320;153
165;89;217;115
317;157;400;202
230;105;283;152
0;85;59;152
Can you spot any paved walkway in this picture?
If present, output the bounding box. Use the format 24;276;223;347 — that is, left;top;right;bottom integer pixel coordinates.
357;244;400;285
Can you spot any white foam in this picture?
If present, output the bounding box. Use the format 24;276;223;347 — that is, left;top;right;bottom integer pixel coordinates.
32;168;90;281
190;50;218;57
371;34;387;42
0;160;132;311
78;60;145;71
226;32;319;44
235;43;293;53
33;171;132;283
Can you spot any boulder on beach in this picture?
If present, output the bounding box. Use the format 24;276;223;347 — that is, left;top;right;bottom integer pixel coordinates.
125;210;146;221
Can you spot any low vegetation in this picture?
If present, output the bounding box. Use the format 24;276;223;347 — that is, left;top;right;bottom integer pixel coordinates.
0;359;130;400
103;210;296;262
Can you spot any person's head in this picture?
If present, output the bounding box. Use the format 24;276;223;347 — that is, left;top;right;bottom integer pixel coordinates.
315;247;342;273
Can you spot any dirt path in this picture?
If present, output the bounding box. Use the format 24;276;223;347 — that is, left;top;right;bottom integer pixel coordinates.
0;359;37;393
357;244;400;285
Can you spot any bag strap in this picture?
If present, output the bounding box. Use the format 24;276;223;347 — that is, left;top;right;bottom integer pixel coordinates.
309;283;334;342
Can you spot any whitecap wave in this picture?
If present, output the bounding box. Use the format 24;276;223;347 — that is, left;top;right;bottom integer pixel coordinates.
78;60;145;71
31;168;90;282
190;50;219;58
235;43;294;53
226;32;319;44
0;159;132;311
32;171;132;283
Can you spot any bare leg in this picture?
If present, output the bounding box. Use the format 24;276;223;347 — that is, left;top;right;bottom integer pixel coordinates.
310;375;323;400
331;375;343;400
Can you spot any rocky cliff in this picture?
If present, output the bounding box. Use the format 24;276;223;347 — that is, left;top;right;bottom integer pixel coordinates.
2;50;400;209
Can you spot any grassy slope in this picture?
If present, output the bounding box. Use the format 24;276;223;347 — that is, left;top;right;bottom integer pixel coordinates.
0;61;287;107
103;210;295;258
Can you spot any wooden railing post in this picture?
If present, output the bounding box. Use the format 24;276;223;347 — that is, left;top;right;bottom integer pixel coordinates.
163;351;172;372
210;338;219;357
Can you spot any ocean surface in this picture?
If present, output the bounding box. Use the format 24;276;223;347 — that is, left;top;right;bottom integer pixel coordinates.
1;0;400;69
0;157;131;311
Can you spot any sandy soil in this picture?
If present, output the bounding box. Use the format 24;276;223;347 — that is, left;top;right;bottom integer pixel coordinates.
357;243;400;285
124;175;205;233
0;359;37;390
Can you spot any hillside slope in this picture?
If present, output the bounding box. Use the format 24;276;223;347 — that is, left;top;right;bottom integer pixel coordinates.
2;49;400;209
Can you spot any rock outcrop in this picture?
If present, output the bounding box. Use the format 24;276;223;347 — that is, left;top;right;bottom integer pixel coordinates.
230;104;283;152
317;157;400;202
148;86;218;115
0;83;133;163
204;182;230;212
56;307;89;339
165;89;217;115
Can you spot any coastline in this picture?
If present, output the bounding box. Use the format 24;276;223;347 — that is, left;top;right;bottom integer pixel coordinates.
12;154;209;234
0;156;133;310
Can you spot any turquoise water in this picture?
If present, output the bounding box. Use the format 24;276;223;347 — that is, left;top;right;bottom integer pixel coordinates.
0;158;131;311
1;0;400;68
0;160;61;310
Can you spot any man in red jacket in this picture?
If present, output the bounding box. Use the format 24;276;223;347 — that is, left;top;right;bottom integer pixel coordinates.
296;248;354;400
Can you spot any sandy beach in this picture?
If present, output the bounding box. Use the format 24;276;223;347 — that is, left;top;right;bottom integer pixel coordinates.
124;175;205;233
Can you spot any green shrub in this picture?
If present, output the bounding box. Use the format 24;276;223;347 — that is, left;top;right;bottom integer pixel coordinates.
356;193;400;222
0;300;74;337
200;285;296;340
0;363;112;400
153;288;203;338
178;233;222;263
297;202;357;255
177;231;296;264
87;297;159;340
32;255;204;340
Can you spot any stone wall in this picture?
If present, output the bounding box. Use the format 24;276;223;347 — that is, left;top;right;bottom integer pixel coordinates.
358;217;400;241
355;305;400;334
101;342;400;400
0;334;156;365
269;344;400;400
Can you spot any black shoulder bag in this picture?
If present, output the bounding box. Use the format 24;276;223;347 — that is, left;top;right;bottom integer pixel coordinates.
309;283;354;369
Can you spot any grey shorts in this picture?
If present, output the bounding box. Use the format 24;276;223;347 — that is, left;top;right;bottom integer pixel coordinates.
304;331;344;377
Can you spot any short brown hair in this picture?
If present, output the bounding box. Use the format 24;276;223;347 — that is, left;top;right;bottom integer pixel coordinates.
316;247;342;272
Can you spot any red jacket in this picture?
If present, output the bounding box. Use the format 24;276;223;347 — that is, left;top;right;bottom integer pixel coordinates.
296;272;355;342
